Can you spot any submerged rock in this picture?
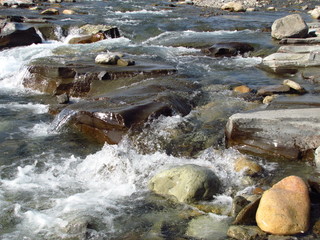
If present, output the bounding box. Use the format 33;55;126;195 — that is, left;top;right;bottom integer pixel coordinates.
256;176;310;235
234;156;263;176
271;14;309;40
149;164;220;203
202;42;254;57
227;225;267;240
225;108;320;160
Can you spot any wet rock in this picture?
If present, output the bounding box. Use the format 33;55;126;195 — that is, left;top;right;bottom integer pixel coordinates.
231;196;250;218
221;2;245;12
233;197;260;225
202;42;254;57
22;56;177;96
68;32;106;44
56;93;69;104
234;156;263;176
80;24;120;37
225;108;320;160
266;95;320;110
117;58;135;67
149;164;220;203
40;8;59;15
279;37;320;45
271;14;309;40
59;89;191;143
263;95;277;104
186;214;230;240
256;176;310;235
227;225;267;240
315;146;320;168
257;85;291;96
0;25;42;50
233;85;251;94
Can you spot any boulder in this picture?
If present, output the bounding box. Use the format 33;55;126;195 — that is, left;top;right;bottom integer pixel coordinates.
52;88;192;143
68;33;106;44
221;2;245;12
202;42;254;57
271;14;309;40
79;25;120;38
149;164;220;203
225;108;320;160
22;56;177;96
0;26;42;50
256;176;310;235
227;225;267;240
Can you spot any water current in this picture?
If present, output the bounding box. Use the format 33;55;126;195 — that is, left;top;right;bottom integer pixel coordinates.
0;0;318;239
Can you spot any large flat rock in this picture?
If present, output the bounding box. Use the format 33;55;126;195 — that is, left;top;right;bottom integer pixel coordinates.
225;108;320;160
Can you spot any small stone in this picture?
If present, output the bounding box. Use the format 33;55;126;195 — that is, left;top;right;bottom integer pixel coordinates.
117;58;135;67
282;79;305;93
234;156;263;176
311;8;320;19
62;9;75;15
257;85;291;96
267;6;276;11
263;95;276;104
95;52;120;65
233;85;251;93
40;8;59;15
227;225;267;240
256;176;310;235
246;8;255;12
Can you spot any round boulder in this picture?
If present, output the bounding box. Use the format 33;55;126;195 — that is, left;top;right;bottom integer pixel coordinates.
271;14;308;40
256;175;310;235
149;164;220;203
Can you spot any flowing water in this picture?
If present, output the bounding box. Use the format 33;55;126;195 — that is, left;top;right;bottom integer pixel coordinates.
0;0;318;239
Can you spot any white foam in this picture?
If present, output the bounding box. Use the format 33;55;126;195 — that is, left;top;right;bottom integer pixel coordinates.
114;9;172;15
20;122;57;138
0;102;48;114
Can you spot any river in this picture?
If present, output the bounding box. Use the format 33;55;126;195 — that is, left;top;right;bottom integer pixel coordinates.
0;0;317;239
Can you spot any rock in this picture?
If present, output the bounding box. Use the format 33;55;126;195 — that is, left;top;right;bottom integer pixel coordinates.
149;164;220;203
257;85;291;96
279;37;320;45
234;156;263;176
227;225;267;240
23;56;177;96
0;0;33;7
221;2;245;12
233;197;260;225
79;24;120;38
246;7;255;12
62;9;75;15
202;42;254;57
263;95;277;104
68;33;106;44
233;85;251;94
256;176;310;235
261;52;320;73
56;93;69;104
40;8;59;15
225;108;320;160
95;52;121;65
0;26;42;50
186;214;230;240
311;8;320;19
271;14;309;40
267;6;276;11
52;87;192;143
117;58;135;67
282;79;306;93
315;146;320;168
231;196;250;218
266;95;320;110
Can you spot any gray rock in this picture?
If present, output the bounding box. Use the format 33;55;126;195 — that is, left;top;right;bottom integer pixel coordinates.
95;52;121;65
227;225;267;240
56;93;69;104
257;85;291;96
149;164;220;203
231;196;250;218
279;37;320;45
233;197;260;225
225;108;320;160
271;14;309;40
